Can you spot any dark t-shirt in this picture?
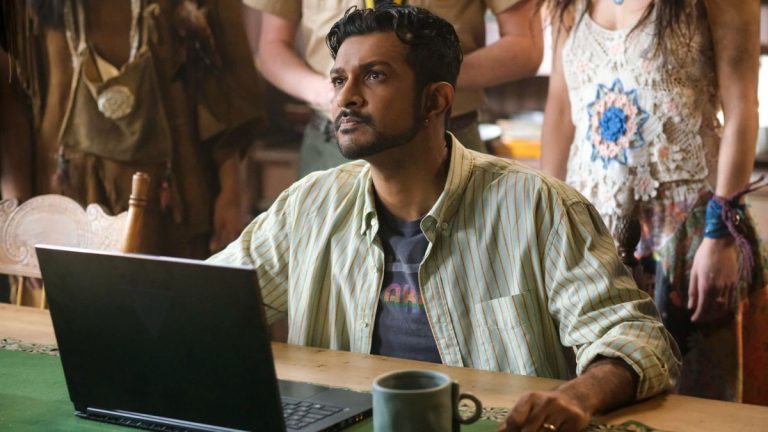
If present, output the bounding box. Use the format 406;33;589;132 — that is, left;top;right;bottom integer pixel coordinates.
370;202;441;363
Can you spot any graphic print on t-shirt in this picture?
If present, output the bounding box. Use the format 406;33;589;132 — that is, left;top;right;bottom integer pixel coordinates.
381;280;425;313
370;202;441;363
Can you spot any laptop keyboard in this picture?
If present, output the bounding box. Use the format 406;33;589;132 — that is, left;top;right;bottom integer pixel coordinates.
282;401;343;430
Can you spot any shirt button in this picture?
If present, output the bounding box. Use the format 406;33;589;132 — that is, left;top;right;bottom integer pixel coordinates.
440;222;449;231
361;321;369;328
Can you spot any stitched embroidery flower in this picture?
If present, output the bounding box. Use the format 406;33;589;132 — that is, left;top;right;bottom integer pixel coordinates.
608;40;624;57
600;107;627;142
587;79;649;167
574;57;591;76
664;98;682;124
634;167;659;201
572;53;593;84
594;164;630;215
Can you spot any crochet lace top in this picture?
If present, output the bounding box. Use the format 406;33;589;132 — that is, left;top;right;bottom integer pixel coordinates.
562;0;720;255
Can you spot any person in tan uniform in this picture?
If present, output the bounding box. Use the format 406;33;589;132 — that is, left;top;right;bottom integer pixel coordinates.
244;0;543;177
2;0;265;259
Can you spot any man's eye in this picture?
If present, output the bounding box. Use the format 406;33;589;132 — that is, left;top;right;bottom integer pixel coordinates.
366;71;382;81
331;77;345;88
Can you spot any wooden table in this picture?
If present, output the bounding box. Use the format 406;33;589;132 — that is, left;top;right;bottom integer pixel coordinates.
0;303;54;344
2;303;768;432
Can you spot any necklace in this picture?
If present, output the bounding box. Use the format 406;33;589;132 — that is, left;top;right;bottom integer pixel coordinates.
613;0;624;4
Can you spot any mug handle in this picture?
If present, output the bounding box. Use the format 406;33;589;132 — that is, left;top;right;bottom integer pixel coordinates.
452;382;483;431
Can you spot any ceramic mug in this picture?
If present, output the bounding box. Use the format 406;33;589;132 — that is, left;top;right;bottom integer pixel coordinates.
372;369;482;431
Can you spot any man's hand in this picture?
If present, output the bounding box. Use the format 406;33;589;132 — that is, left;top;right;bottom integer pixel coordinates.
307;77;336;116
688;236;740;322
499;358;637;432
497;390;589;432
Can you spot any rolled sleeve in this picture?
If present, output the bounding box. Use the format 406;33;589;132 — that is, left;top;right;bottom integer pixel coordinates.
207;184;296;324
576;319;679;399
487;0;524;14
543;200;681;400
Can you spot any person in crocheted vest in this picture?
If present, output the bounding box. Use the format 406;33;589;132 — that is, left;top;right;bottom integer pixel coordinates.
539;0;768;405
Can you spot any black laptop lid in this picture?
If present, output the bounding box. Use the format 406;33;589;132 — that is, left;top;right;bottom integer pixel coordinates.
36;245;285;431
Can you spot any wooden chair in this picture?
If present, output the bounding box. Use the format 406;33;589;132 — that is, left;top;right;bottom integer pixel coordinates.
121;172;150;253
0;172;150;308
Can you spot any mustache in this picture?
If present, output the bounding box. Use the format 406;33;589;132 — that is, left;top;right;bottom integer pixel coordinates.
334;110;372;131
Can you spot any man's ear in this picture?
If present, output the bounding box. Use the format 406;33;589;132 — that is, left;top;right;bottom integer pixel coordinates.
422;82;454;121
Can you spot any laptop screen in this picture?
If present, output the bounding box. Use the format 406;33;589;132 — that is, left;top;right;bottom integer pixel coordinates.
36;245;285;431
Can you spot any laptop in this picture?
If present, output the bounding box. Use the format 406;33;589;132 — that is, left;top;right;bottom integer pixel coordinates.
36;245;372;432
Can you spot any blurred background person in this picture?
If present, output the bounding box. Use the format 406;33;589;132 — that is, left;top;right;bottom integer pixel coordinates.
0;0;264;306
0;0;265;259
244;0;543;177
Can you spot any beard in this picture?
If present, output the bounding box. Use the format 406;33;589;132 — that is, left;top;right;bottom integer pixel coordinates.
334;106;423;160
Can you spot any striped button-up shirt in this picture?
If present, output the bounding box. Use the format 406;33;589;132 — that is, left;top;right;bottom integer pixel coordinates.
209;136;681;399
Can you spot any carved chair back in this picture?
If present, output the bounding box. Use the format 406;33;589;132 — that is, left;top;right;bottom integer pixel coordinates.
0;172;149;308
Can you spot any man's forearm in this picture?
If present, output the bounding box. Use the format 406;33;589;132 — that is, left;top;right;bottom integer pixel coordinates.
257;13;331;111
457;1;543;89
457;34;542;89
257;43;329;108
559;357;638;415
216;154;240;200
0;52;33;200
0;138;32;200
502;357;638;431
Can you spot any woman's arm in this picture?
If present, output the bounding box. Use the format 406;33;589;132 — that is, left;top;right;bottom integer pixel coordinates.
688;0;760;322
540;19;574;180
708;0;760;197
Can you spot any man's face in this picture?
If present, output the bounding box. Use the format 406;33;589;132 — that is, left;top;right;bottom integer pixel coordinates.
330;32;424;160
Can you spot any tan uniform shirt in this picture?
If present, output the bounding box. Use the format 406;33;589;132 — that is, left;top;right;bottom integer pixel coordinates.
244;0;522;115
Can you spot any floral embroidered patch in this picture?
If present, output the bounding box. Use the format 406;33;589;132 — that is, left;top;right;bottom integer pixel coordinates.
634;166;659;201
587;79;649;167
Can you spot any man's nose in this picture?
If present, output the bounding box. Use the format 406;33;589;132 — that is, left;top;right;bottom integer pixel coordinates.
335;80;363;109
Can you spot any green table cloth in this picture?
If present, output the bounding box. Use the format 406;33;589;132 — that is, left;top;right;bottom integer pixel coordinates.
0;349;499;431
0;342;665;431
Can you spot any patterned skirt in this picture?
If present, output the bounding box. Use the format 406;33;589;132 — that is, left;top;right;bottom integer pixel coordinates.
639;191;768;404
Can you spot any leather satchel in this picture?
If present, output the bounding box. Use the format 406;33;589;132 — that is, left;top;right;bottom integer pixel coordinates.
58;0;171;164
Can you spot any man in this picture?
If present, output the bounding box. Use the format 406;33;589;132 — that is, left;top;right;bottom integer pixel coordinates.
243;0;542;177
210;5;680;431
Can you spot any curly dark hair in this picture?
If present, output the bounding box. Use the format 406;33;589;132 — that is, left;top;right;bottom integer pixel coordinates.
326;4;463;91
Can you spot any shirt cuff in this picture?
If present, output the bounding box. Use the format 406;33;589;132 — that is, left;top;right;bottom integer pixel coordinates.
576;330;681;400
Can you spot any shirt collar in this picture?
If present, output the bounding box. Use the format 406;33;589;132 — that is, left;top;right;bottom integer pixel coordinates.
359;133;474;238
359;163;378;236
421;133;474;236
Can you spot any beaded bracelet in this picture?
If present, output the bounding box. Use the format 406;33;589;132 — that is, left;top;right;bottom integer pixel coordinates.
704;175;768;282
704;198;744;239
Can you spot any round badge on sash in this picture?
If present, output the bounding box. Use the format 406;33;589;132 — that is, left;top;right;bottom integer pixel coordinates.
97;85;135;120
